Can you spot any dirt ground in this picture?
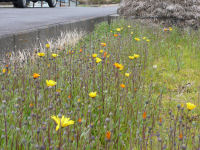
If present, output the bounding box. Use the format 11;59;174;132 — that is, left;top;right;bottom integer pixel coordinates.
118;0;200;28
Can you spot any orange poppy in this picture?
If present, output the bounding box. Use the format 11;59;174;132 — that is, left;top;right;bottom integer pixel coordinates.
106;131;111;140
143;112;147;119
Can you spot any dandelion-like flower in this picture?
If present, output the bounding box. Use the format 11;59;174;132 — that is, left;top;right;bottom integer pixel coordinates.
33;73;40;79
89;92;97;98
186;103;196;111
96;57;102;63
134;38;140;41
46;80;57;87
2;68;6;73
146;39;150;42
52;53;58;58
133;54;140;58
37;53;45;57
116;28;121;32
99;50;104;53
125;73;130;77
51;115;74;131
114;34;118;37
128;56;135;60
114;63;124;71
92;53;97;58
101;43;106;47
46;43;50;49
120;84;125;88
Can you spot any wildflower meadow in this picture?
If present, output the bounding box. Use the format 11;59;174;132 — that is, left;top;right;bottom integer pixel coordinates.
0;19;199;149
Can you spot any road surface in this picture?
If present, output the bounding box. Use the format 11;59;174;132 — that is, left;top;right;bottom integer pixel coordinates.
0;6;117;37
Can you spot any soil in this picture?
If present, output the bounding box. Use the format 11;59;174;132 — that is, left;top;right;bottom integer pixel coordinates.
118;0;200;28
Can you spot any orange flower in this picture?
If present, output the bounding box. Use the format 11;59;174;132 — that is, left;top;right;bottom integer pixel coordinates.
80;49;83;53
29;103;34;108
114;63;124;71
120;84;125;88
78;118;82;124
106;131;111;140
101;43;106;47
143;112;147;119
159;117;162;124
103;52;107;58
68;95;71;99
179;133;183;140
33;73;40;79
114;34;118;37
134;88;137;92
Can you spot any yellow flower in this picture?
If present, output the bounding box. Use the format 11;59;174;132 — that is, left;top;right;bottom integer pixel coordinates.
133;54;140;58
46;43;50;49
134;38;141;41
186;103;196;111
128;56;135;60
142;37;146;40
89;92;97;98
128;25;131;28
51;115;74;131
56;89;61;93
46;80;57;87
125;73;130;77
116;28;121;32
2;68;6;73
92;53;97;58
146;39;150;42
131;32;133;35
99;49;104;53
163;28;169;32
33;73;40;79
52;53;58;58
114;63;124;71
37;52;45;57
110;30;113;32
169;27;173;31
96;57;102;63
101;43;106;47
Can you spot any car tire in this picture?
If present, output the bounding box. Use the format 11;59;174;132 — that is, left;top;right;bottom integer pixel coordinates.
17;0;27;8
13;2;19;7
47;0;57;7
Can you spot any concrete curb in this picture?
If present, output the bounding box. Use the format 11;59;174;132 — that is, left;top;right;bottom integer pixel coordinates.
0;14;117;56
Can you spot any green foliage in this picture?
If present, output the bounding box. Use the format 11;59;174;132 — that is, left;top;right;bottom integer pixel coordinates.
0;19;199;149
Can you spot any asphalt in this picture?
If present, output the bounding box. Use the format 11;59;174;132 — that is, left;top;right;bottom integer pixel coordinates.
0;6;117;37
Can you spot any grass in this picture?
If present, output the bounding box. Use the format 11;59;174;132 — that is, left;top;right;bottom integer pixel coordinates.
0;19;199;150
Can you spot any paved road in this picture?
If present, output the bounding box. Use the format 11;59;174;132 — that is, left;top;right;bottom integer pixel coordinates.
0;6;117;37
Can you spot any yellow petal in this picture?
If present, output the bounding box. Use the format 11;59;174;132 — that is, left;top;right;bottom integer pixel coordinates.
56;124;60;131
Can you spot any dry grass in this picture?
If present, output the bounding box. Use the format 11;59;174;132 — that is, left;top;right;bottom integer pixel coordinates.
1;31;85;66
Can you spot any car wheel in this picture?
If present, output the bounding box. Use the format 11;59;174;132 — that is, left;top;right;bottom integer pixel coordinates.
13;2;19;7
17;0;27;8
48;0;57;7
